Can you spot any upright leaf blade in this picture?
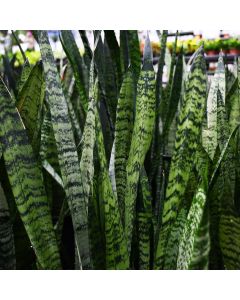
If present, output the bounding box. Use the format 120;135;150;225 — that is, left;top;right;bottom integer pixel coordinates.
124;34;156;252
114;69;135;221
37;30;91;269
155;47;207;269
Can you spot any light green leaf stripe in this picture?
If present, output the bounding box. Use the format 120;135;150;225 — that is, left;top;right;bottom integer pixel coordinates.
217;88;230;151
163;208;187;269
202;53;225;159
209;125;239;187
37;30;91;269
124;34;156;252
155;48;207;269
177;184;207;269
79;61;97;207
189;206;210;270
96;112;129;269
114;69;135;222
0;78;61;269
228;79;240;132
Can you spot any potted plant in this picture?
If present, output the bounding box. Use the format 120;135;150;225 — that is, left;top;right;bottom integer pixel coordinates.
205;40;218;56
228;38;240;55
219;39;229;54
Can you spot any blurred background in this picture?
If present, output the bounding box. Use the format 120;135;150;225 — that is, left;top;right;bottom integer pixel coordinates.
1;30;239;83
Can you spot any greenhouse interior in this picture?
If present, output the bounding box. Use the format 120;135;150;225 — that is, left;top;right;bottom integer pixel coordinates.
0;30;240;270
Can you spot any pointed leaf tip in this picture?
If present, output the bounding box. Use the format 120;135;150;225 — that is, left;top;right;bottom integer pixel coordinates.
143;33;153;71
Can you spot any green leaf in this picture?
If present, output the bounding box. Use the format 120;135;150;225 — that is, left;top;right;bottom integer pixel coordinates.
120;31;129;75
16;61;44;153
0;183;16;269
127;30;141;81
189;205;210;270
150;30;168;182
79;61;97;211
177;183;207;269
163;208;187;269
104;30;122;88
219;209;240;269
155;47;207;269
114;69;135;221
202;53;226;159
95;112;129;269
37;30;91;269
155;30;168;114
0;78;61;269
102;39;119;124
16;60;32;96
60;30;88;113
79;30;92;69
163;49;183;139
137;169;152;270
124;33;156;252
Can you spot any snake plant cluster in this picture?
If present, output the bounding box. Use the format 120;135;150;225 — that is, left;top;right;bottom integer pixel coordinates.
0;30;240;270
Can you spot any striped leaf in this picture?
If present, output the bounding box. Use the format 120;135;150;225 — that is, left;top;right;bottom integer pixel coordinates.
37;30;91;269
102;39;119;125
127;30;141;81
104;30;122;88
0;78;61;269
0;183;16;269
124;34;156;252
114;69;135;221
137;169;152;270
202;53;225;159
95;112;129;269
16;61;44;153
155;47;207;269
16;60;32;96
60;30;88;112
177;183;207;269
163;208;187;269
163;49;184;139
79;30;92;69
150;30;168;182
219;209;240;269
79;61;97;209
189;205;210;270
